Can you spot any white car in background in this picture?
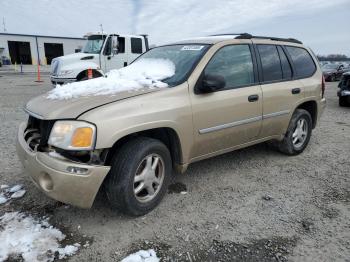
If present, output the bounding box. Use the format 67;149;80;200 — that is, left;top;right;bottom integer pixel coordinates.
50;33;149;85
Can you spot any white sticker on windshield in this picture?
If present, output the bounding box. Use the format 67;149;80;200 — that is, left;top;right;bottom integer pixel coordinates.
181;45;204;51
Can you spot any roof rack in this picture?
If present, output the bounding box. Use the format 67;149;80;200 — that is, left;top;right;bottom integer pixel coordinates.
209;33;250;36
234;33;302;44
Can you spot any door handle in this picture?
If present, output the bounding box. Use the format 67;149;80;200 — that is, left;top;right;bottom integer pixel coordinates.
291;88;301;94
248;94;259;102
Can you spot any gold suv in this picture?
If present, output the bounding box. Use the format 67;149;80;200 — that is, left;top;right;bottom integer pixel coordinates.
17;34;326;216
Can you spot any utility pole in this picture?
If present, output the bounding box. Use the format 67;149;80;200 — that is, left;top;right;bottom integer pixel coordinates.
2;17;7;32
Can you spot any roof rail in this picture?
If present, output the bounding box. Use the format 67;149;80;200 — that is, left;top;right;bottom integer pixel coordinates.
209;33;250;36
235;34;302;44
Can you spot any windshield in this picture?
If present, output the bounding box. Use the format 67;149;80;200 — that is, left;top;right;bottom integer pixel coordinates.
82;35;106;54
134;44;210;86
322;64;338;70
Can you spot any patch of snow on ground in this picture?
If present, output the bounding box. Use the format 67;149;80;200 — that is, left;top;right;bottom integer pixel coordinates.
0;184;26;205
0;212;80;261
0;194;7;204
10;189;26;199
121;249;159;262
8;184;22;193
46;58;175;100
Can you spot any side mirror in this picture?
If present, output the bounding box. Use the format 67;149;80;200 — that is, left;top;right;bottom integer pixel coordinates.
196;74;226;93
112;37;119;56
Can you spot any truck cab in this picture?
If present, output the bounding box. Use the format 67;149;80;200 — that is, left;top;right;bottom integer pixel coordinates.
50;33;149;85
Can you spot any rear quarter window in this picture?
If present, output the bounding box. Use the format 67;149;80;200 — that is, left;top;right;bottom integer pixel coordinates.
285;46;316;78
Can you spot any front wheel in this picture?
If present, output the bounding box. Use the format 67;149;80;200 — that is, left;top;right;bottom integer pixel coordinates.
277;109;312;155
105;137;172;216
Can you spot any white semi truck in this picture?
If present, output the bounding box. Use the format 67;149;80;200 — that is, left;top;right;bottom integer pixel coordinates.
50;33;149;85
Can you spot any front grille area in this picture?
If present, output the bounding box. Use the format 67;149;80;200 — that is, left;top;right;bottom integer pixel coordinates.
24;116;55;151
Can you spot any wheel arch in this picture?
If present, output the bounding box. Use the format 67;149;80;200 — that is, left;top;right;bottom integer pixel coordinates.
104;127;183;170
76;69;103;81
294;100;318;129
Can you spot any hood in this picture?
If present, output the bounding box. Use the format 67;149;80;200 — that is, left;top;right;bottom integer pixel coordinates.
25;88;160;120
51;53;99;75
55;52;98;63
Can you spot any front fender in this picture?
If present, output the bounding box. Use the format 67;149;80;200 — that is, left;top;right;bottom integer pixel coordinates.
77;84;194;163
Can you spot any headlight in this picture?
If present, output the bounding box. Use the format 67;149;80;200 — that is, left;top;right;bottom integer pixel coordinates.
58;70;74;76
48;121;96;150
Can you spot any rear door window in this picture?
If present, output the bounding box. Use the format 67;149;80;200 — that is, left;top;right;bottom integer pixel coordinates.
257;45;283;82
131;37;143;54
277;46;292;79
285;46;316;78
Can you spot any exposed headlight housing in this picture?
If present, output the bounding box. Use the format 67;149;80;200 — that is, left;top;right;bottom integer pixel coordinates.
48;121;96;150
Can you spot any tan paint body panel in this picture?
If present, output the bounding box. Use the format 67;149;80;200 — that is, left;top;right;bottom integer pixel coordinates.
79;83;195;163
18;36;327;208
25;88;159;120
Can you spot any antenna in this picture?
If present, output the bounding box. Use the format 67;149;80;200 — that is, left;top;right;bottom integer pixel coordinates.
3;17;7;32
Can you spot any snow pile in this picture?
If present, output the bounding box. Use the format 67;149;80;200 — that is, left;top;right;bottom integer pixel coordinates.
46;58;175;100
0;184;26;205
0;212;80;261
121;249;159;262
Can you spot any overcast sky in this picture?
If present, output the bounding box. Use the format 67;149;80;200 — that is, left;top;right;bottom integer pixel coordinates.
1;0;349;56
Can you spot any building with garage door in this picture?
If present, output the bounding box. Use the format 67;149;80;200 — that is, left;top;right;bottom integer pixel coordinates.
0;33;86;65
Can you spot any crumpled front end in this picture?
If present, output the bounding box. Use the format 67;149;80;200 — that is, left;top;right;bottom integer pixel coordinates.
16;121;110;208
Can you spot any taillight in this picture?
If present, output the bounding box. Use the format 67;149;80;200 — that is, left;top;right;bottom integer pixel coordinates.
321;75;325;98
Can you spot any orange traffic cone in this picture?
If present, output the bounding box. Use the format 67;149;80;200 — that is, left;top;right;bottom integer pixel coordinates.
88;68;93;79
35;62;43;83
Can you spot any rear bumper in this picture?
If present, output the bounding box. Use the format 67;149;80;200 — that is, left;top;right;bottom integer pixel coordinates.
317;98;326;122
16;122;110;208
338;90;350;97
50;76;76;86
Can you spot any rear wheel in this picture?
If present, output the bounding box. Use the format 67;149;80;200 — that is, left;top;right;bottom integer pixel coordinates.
277;109;312;155
105;137;172;216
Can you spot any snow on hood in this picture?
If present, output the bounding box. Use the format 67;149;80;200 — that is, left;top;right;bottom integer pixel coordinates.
0;212;80;261
46;58;175;100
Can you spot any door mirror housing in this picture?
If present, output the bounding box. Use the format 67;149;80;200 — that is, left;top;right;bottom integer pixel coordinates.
112;37;119;55
196;74;226;94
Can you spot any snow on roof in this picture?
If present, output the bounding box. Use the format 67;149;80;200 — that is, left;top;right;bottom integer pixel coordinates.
46;58;175;100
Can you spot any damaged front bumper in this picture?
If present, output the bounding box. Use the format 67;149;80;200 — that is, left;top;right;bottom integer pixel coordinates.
16;122;110;208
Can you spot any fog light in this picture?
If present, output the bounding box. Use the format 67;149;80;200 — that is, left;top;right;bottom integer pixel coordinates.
39;173;54;191
66;166;88;174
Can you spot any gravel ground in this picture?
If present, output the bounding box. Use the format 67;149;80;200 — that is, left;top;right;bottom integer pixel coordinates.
0;73;349;261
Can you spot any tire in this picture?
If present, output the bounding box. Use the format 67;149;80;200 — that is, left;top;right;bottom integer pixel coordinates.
105;137;172;216
277;109;312;155
339;96;347;107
